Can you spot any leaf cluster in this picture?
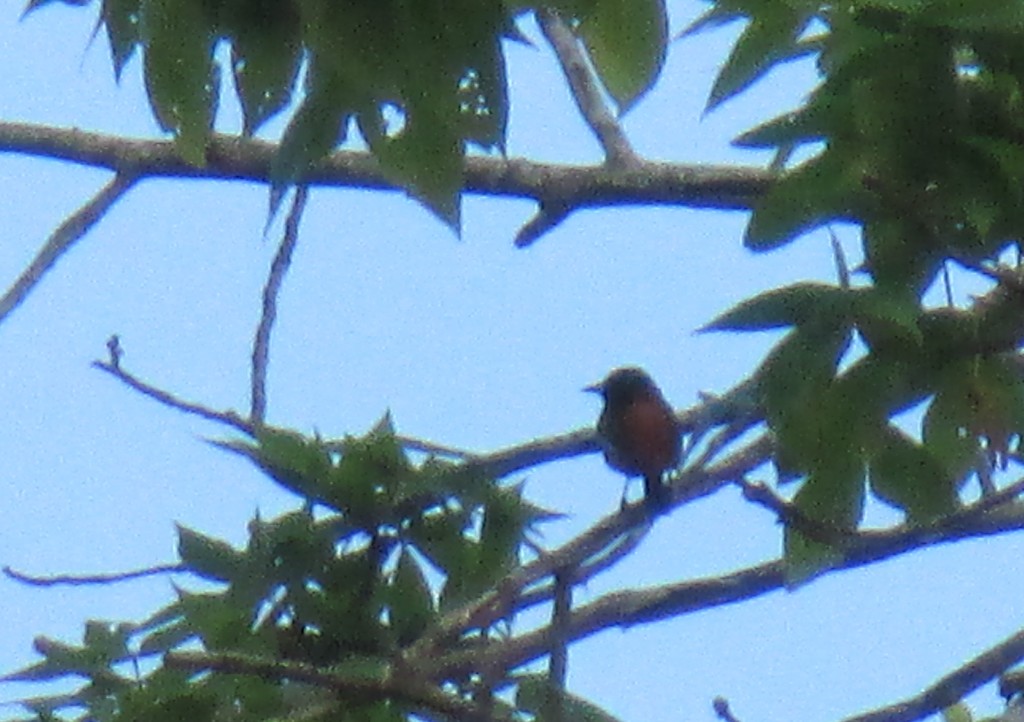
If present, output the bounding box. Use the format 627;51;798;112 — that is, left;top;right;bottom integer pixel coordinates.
5;415;559;722
24;0;668;228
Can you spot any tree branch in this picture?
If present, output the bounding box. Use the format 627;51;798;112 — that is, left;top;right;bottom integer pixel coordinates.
251;186;307;424
4;562;185;586
165;650;499;722
437;499;1024;681
840;625;1024;722
0;171;136;325
536;9;638;167
93;356;254;434
0;121;770;212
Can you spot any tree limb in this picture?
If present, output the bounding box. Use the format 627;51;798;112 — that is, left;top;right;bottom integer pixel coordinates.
0;121;770;212
436;499;1024;681
0;172;136;325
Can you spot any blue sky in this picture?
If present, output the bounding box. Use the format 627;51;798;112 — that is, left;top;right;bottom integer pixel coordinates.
2;3;1023;721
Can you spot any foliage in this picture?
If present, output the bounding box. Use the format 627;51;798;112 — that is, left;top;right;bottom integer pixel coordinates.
9;0;1024;720
22;0;668;227
4;416;560;721
694;0;1024;584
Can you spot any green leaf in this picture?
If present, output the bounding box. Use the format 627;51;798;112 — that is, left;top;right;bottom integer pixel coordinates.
516;673;624;722
923;379;981;490
270;59;354;187
702;282;852;332
868;425;958;523
733;108;823;149
138;618;194;656
745;151;855;250
176;524;243;582
784;453;865;587
477;483;529;574
141;0;216;164
852;286;924;353
706;5;813;112
102;0;142;80
578;0;667;113
228;3;302;136
373;106;464;230
177;590;257;652
389;549;435;647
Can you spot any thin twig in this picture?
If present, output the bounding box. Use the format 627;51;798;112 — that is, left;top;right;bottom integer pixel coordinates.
4;562;185;587
840;625;1024;722
251;186;308;424
93;358;253;434
0;172;136;326
536;9;638;167
396;435;473;459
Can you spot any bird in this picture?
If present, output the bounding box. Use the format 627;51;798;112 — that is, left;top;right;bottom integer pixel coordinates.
585;367;682;508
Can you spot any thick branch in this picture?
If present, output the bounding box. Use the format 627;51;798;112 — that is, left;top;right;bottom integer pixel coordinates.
0;122;770;212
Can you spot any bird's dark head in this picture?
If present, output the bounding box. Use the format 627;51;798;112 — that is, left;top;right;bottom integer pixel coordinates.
584;367;658;405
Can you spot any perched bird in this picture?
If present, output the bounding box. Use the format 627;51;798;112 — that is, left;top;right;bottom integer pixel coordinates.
585;367;682;508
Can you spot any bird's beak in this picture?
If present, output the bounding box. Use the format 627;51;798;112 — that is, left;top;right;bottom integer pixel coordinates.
582;381;603;394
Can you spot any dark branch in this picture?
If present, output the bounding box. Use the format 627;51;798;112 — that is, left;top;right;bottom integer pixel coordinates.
0;122;771;212
438;498;1024;680
93;357;254;434
251;186;307;424
0;172;136;325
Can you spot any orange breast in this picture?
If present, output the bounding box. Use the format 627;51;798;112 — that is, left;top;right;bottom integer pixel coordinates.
618;395;681;477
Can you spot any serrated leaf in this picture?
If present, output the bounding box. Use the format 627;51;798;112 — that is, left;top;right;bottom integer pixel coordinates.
706;6;813;112
141;0;216;164
868;425;958;523
703;282;851;332
176;524;243;583
579;0;667;113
